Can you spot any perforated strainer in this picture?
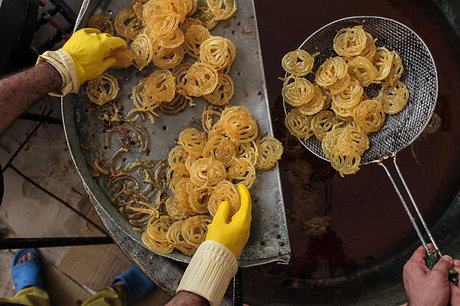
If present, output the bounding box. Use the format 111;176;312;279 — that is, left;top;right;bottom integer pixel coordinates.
284;17;445;260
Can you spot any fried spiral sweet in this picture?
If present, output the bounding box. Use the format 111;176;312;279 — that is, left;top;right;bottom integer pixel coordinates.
142;215;175;253
184;24;211;58
202;133;236;167
185;62;219;96
187;184;212;213
166;219;188;248
333;25;367;57
236;141;259;166
353;99;386;133
255;136;283;171
143;0;181;36
282;75;315;107
207;180;240;216
220;106;259;143
178;127;207;156
311;110;337;141
181;215;211;246
203;73;234;105
200;36;236;72
114;8;143;40
374;47;394;81
160;94;188;114
86;73;119;106
330;143;361;176
321;125;345;159
282;49;315;77
189;157;226;186
171;62;193;98
285;108;313;139
131;81;161;110
332;78;363;110
383;51;404;86
377;80;409;114
168;145;188;170
226;157;256;189
195;0;219;30
181;17;203;31
315;57;348;88
325;73;350;95
132;0;149;21
155;27;185;49
297;85;327;116
348;56;378;87
109;48;135;69
143;69;176;103
165;195;193;220
359;32;377;61
339;125;369;156
152;42;185;69
206;0;237;20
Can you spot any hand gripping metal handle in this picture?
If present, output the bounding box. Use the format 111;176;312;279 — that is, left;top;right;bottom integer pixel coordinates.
374;153;459;285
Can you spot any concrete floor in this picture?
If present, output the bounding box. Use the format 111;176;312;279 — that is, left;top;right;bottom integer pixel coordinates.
0;0;170;304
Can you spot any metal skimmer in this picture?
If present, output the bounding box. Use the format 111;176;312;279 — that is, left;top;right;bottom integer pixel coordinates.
284;17;440;255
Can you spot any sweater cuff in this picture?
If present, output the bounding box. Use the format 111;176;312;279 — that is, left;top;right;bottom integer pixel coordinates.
36;50;79;97
177;240;238;306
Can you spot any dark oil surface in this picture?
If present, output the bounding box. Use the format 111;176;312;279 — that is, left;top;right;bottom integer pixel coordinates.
246;0;460;303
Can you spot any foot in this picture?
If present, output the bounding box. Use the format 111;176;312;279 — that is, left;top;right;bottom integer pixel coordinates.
12;248;44;292
16;251;36;265
111;265;156;304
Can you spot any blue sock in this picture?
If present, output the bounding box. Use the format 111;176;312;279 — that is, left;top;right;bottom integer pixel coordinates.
111;265;156;304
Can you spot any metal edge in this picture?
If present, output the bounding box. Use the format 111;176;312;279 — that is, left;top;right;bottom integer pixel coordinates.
251;0;291;265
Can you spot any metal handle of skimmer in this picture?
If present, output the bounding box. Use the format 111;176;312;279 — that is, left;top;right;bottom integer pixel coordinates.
374;153;459;285
374;153;439;254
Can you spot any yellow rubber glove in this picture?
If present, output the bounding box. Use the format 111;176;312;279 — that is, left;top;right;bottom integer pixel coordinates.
61;28;127;88
206;184;252;258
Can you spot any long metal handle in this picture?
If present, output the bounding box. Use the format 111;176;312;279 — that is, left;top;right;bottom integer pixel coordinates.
374;153;440;254
233;268;243;306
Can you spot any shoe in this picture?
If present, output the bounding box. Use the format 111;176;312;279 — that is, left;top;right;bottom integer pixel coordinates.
111;265;157;304
12;248;44;292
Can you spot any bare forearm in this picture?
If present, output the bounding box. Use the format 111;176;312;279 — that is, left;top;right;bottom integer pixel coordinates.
166;291;209;306
0;62;61;133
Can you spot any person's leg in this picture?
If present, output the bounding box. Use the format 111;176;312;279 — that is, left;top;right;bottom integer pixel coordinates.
0;249;50;306
82;265;156;306
81;285;127;306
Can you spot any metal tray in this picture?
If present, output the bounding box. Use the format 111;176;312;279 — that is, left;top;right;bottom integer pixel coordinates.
62;0;291;268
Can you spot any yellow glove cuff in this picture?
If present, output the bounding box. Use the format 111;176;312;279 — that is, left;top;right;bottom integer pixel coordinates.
36;50;79;97
177;240;238;306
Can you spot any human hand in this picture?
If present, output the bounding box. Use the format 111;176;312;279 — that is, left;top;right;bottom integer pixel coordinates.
61;28;127;87
403;244;453;306
206;184;252;258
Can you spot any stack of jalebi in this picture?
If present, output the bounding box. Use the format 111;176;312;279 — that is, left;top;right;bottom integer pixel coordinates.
87;0;238;122
166;104;282;232
84;0;284;257
282;25;409;176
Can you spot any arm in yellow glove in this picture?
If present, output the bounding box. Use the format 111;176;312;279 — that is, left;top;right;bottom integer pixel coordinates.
36;28;126;96
175;184;252;306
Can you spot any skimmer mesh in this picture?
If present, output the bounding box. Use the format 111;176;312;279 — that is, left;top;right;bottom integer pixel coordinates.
284;16;438;164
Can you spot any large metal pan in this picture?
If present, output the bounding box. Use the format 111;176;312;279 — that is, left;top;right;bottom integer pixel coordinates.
62;0;291;271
